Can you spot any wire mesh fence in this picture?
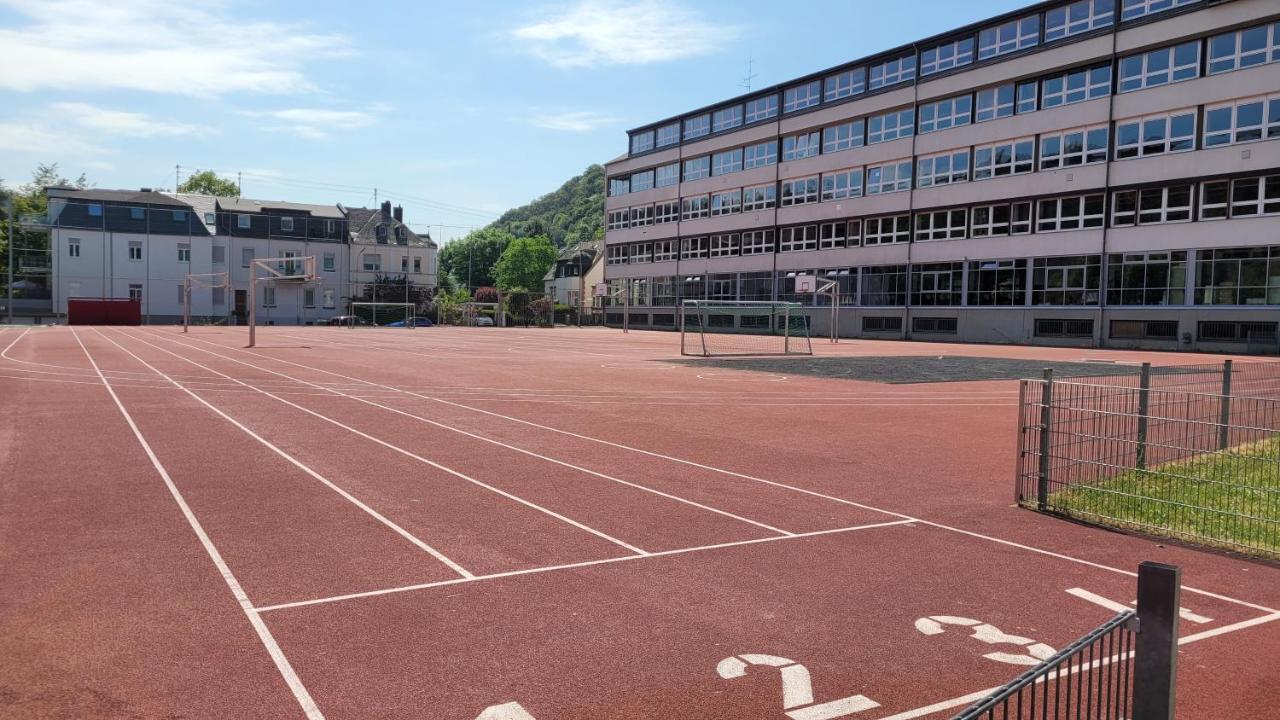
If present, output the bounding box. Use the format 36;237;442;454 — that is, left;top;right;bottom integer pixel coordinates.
1016;361;1280;558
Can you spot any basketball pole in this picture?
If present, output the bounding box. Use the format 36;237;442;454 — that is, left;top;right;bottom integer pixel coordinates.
248;272;257;347
183;278;190;333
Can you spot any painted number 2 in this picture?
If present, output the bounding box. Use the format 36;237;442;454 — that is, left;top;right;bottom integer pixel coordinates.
914;616;1055;666
716;654;880;720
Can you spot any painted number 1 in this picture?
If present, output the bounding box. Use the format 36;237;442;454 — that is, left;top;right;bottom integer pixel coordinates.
716;654;880;720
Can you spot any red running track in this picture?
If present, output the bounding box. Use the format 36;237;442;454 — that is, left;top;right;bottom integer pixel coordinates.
1;324;1277;719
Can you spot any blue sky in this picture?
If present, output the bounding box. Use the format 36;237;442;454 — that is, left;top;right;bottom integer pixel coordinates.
0;0;1030;243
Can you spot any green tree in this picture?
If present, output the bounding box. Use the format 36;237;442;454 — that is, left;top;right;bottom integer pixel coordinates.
2;163;89;287
438;227;514;290
178;170;239;197
486;164;603;248
494;235;557;292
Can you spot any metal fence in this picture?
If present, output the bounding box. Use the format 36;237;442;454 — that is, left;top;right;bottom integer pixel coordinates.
1016;361;1280;557
953;562;1180;720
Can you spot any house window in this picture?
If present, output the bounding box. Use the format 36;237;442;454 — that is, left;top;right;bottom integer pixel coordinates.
1036;195;1106;232
237;214;251;229
710;190;741;217
609;178;630;196
68;239;80;257
376;225;388;243
1208;23;1279;75
917;95;972;134
1040;126;1109;169
212;287;226;306
205;212;216;225
968;259;1028;306
1045;0;1114;41
323;252;336;272
1118;41;1200;93
1227;175;1280;217
1016;80;1039;113
681;196;709;221
911;262;964;306
262;286;275;307
821;169;863;201
781;131;820;161
863;216;911;246
973;138;1034;179
975;84;1015;122
914;209;969;241
1115;111;1196;158
630;170;654;191
629;243;652;264
629;205;654;227
1107;251;1188;306
712;149;743;176
655;201;680;224
745;95;779;123
1203;95;1280;148
782;81;821;113
978;15;1039;60
740;230;775;255
325;220;335;234
654;240;679;262
709;234;740;258
682;156;710;182
869;55;915;89
178;243;191;262
607;209;629;230
819;222;849;249
1032;255;1102;305
744;141;777;169
131;207;144;220
364;253;381;271
655;122;680;147
971;202;1033;237
606;245;628;265
88;204;102;217
304;288;315;308
1042;65;1111;107
824;68;866;101
779;225;818;253
128;284;142;301
128;241;143;261
1111;185;1193;226
630;131;655;154
916;150;970;187
1120;0;1198;22
683;114;710;141
655;163;679;187
401;256;409;272
681;237;709;260
1195;246;1280;305
780;177;819;206
866;161;913;195
742;185;777;211
921;38;975;76
241;248;254;268
867;108;914;144
712;105;744;132
212;245;225;264
821;120;864;154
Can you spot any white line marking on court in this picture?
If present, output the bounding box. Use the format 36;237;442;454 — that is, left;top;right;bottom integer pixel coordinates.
119;329;651;555
1066;587;1212;624
144;330;797;538
91;328;476;578
253;520;915;612
148;328;1280;616
69;328;326;720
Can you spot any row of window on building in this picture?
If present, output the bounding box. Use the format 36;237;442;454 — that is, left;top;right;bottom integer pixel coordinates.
627;1;1271;155
70;282;339;311
603;244;1280;308
62;240;429;274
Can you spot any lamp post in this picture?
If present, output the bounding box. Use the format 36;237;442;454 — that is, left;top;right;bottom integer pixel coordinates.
5;195;13;325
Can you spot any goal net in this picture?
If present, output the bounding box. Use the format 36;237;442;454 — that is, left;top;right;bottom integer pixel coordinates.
350;302;415;327
183;272;229;332
680;301;813;357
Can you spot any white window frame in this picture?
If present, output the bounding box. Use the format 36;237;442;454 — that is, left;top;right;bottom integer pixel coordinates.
916;150;970;188
1039;125;1109;169
867;108;914;144
783;81;822;113
745;95;779;123
280;216;294;232
1117;41;1200;93
744;141;778;169
975;84;1015;122
742;185;777;212
971;202;1033;237
1045;0;1114;41
262;285;276;308
655;201;680;224
866;161;913;195
654;239;679;263
824;68;866;101
921;38;975;76
681;237;709;260
914;208;969;241
779;225;819;253
818;222;847;250
780;177;820;206
1120;0;1198;22
68;238;81;257
1042;65;1111;108
363;253;381;271
655;163;680;188
978;15;1039;60
177;243;191;263
683;114;710;141
1203;95;1279;148
607;209;629;230
710;190;742;217
628;205;654;227
682;196;709;221
821;169;864;201
606;245;628;265
973;138;1034;180
323;252;336;272
1228;175;1280;217
629;243;652;264
1111;184;1194;226
128;284;142;301
869;55;916;89
656;122;680;147
822;120;864;154
863;215;911;245
237;214;251;229
709;233;740;258
741;230;775;255
711;148;743;176
683;156;710;182
918;95;972;134
781;131;820;161
630;131;655;154
1114;110;1197;160
1207;23;1279;75
1036;194;1106;232
303;287;316;308
630;170;654;192
128;241;143;261
712;105;744;132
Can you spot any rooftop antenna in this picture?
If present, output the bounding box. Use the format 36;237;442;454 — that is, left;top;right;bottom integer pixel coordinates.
740;53;758;92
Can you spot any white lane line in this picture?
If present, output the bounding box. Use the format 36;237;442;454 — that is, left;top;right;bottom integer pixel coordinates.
254;520;917;613
143;330;794;539
154;329;1280;615
91;328;476;579
1066;587;1213;624
119;329;650;556
69;328;326;720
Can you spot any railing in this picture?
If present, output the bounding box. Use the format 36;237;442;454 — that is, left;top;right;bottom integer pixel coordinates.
1016;361;1280;558
953;562;1180;720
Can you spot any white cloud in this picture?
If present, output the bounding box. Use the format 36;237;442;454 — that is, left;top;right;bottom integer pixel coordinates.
0;0;349;95
0;121;109;155
239;107;381;140
530;110;618;132
51;103;212;137
511;0;741;68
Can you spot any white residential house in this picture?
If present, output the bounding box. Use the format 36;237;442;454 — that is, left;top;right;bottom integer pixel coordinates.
346;202;438;312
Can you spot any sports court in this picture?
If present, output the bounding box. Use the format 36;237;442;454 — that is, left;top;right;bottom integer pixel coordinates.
2;324;1278;719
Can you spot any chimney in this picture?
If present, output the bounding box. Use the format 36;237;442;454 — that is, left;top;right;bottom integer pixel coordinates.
381;200;392;221
393;205;403;223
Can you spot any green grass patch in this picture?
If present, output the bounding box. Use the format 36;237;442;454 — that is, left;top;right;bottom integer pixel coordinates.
1048;435;1280;557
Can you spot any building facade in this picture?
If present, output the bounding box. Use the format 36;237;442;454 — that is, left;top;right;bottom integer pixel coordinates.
346;201;438;311
543;239;604;313
37;189;437;325
602;0;1280;352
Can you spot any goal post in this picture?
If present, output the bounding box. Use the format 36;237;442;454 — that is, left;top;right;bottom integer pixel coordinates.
349;302;416;328
247;256;316;347
182;271;229;333
679;300;813;357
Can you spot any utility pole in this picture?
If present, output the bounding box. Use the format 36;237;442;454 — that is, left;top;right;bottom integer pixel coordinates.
175;164;180;191
740;54;758;92
6;195;13;324
237;171;242;198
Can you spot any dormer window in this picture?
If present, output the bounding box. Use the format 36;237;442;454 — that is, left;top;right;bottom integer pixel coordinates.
281;216;294;232
376;225;388;243
237;214;251;229
395;226;406;244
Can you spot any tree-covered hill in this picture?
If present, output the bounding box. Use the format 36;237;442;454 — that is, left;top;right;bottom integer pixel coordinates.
487;164;603;248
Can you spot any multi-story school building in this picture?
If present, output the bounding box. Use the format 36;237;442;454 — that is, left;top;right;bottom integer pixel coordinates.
602;0;1280;352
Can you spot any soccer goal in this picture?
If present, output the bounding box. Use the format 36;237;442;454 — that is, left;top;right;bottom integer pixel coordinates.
182;271;229;333
349;302;416;327
680;300;813;356
247;256;316;347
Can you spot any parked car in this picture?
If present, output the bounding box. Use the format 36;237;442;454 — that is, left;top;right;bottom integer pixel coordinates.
325;315;371;326
473;316;495;326
387;317;433;327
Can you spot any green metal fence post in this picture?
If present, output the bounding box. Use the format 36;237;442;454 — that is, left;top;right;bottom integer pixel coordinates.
1136;362;1151;470
1037;368;1054;512
1218;359;1233;451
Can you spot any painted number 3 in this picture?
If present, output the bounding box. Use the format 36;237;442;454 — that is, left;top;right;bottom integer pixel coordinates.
716;654;880;720
914;616;1056;666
